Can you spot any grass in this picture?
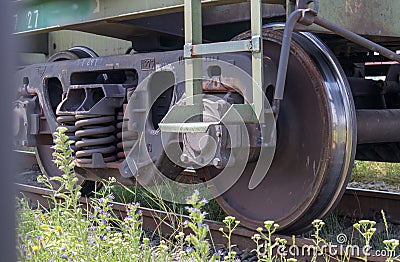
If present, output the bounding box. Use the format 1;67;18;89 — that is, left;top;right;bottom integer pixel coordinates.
351;161;400;186
110;184;227;222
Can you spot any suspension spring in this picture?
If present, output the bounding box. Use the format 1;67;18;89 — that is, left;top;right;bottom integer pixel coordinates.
56;115;78;151
74;114;117;164
116;110;136;160
116;111;125;159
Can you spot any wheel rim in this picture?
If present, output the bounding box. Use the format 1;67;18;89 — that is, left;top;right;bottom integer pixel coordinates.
207;28;356;233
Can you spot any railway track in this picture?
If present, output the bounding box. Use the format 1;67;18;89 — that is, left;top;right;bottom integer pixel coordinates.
14;150;400;225
339;187;400;225
14;150;398;261
16;182;391;262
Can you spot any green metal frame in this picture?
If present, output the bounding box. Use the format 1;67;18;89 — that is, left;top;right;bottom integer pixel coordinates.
14;0;400;38
184;0;203;119
159;0;265;133
13;0;270;36
250;0;265;124
160;104;259;132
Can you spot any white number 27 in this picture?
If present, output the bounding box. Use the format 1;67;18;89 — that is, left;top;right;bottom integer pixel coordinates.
27;10;39;29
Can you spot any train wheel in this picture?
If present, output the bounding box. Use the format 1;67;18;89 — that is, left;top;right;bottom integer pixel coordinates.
35;46;101;195
206;28;357;233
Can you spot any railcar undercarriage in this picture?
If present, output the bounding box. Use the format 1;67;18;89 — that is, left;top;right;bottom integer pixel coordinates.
13;0;400;233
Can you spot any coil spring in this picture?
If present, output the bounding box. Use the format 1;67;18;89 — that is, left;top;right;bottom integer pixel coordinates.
56;115;78;151
116;111;125;159
116;110;136;160
74;114;117;164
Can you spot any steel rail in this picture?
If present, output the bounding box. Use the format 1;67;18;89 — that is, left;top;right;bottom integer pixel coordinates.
338;187;400;225
13;150;38;173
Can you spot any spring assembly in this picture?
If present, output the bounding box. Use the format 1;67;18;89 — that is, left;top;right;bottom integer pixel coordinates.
56;115;78;151
116;111;125;159
116;110;136;160
74;114;117;164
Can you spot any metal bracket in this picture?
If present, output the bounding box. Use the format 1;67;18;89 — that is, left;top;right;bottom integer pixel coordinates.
159;104;261;133
184;36;262;58
159;0;265;133
251;36;262;53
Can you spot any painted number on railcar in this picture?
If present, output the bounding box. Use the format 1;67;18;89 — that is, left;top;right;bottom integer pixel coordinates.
141;59;156;71
27;10;39;29
80;59;99;68
14;9;39;31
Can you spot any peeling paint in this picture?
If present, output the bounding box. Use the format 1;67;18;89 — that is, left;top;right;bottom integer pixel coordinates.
93;0;100;13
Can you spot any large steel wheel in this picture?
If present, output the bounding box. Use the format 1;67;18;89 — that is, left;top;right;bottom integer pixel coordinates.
35;46;101;195
207;28;356;233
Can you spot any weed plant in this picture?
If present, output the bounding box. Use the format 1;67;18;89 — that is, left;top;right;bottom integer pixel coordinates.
16;128;227;261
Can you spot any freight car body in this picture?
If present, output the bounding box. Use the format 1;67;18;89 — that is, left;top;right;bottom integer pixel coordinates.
13;0;400;233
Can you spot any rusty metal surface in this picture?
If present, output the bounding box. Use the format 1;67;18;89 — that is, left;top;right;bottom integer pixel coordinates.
338;187;400;225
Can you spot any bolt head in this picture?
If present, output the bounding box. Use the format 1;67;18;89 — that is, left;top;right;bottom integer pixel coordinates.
213;158;221;167
180;154;189;163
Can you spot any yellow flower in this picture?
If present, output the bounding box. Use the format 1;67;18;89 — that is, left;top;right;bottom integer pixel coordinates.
32;246;39;252
40;225;49;230
55;226;62;232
